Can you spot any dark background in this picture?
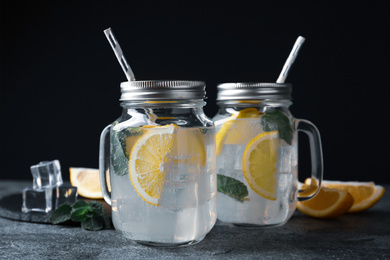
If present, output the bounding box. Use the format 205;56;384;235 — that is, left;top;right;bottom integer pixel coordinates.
1;1;389;183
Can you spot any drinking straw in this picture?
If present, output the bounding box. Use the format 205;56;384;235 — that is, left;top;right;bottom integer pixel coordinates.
276;36;305;83
104;27;136;81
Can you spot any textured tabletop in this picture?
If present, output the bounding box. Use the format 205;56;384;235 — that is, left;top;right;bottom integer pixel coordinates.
0;180;389;259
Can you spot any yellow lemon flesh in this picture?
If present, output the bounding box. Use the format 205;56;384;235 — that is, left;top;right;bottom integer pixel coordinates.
69;167;110;199
305;179;385;213
242;131;279;200
129;124;207;206
174;127;207;167
216;108;262;156
139;125;206;166
129;124;177;206
297;184;355;218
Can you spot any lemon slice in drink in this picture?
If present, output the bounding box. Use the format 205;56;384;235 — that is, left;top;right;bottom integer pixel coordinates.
129;124;177;206
216;108;262;156
242;131;279;200
175;127;206;167
142;125;206;166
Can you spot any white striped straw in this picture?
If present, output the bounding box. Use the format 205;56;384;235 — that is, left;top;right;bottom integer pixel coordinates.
276;36;305;83
104;27;136;81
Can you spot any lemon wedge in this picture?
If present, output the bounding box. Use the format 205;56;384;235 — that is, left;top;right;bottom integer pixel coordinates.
297;184;355;218
242;131;279;200
69;167;110;199
305;179;385;213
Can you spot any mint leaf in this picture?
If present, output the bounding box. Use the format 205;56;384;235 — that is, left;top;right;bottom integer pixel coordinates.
72;200;89;209
90;202;111;229
101;214;112;229
111;130;130;176
111;127;142;176
217;174;249;202
261;110;293;145
81;217;104;231
51;201;111;231
88;201;103;210
116;127;143;158
49;203;72;224
71;207;91;222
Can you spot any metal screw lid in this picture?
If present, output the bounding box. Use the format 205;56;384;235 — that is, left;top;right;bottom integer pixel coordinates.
120;80;206;101
216;83;292;101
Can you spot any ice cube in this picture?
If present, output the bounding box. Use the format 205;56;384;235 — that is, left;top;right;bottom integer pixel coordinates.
53;185;78;208
30;160;63;189
22;185;78;213
22;160;73;213
219;144;245;171
21;187;52;213
277;145;292;173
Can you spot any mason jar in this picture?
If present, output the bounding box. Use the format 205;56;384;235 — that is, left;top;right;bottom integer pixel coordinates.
99;80;216;247
213;82;323;227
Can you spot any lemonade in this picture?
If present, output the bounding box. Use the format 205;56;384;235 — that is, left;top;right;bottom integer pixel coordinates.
110;124;216;245
214;82;323;227
99;81;217;246
215;115;298;226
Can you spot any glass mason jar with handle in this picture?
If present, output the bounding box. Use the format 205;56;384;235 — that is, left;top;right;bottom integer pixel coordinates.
213;82;323;227
99;80;217;247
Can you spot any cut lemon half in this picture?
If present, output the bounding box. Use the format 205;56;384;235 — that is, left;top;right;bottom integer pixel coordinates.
129;124;177;206
216;108;262;156
242;131;279;200
305;179;385;213
297;184;354;218
69;167;110;199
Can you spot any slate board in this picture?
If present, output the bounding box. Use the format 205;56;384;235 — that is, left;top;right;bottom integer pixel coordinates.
0;193;111;224
0;193;51;223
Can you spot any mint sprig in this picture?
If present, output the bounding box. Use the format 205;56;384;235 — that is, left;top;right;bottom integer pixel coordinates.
116;127;143;158
111;127;143;176
111;130;130;176
217;174;249;202
260;110;293;145
50;201;111;231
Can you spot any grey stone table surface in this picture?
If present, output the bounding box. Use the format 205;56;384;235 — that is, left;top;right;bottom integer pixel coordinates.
0;180;389;260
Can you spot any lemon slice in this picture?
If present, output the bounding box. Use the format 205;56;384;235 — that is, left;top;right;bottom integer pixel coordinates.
125;134;142;158
192;129;207;167
242;131;279;200
297;184;354;218
175;127;206;167
140;125;206;166
69;167;110;199
216;108;262;156
305;179;385;213
129;124;177;206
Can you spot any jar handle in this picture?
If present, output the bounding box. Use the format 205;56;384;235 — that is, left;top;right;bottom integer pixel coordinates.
295;119;323;201
99;124;112;206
